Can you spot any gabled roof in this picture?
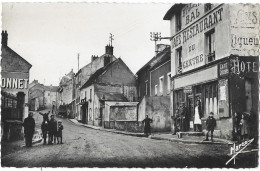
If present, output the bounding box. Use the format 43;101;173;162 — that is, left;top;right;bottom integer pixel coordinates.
2;45;32;69
44;86;59;92
80;59;117;90
95;92;129;102
163;4;186;20
136;46;171;75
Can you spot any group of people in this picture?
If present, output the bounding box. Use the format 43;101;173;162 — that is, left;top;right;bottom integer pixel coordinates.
22;111;64;147
40;111;64;145
173;100;217;141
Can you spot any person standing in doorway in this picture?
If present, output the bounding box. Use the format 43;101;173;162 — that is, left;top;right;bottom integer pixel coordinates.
194;100;202;132
23;112;35;147
142;115;153;137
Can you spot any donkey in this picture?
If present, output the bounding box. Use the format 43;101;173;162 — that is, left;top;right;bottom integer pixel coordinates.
39;111;50;145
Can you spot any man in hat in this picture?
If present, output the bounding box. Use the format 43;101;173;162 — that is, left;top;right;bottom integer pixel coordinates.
48;114;57;144
23;112;35;147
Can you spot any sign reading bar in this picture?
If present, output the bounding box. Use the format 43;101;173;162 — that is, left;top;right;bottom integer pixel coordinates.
1;77;29;89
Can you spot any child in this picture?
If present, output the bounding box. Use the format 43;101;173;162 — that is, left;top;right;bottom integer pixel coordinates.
204;112;216;141
57;120;64;144
240;113;248;141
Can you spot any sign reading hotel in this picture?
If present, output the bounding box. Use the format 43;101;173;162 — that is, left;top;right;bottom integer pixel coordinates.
1;77;29;89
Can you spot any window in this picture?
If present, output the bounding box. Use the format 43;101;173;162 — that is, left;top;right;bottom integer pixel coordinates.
155;85;158;96
176;11;182;32
90;89;92;100
176;47;182;73
206;29;215;63
205;3;213;12
167;73;171;93
204;82;218;118
159;76;164;95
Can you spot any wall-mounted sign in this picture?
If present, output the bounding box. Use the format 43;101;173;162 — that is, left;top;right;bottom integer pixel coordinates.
1;77;29;89
184;86;192;93
230;57;258;75
219;62;229;77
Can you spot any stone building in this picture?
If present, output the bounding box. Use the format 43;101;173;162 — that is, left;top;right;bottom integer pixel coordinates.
1;30;32;141
79;58;137;127
164;3;259;140
28;80;59;111
58;69;74;118
74;45;117;121
136;44;172;132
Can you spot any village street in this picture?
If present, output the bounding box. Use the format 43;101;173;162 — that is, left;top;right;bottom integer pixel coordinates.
1;112;257;168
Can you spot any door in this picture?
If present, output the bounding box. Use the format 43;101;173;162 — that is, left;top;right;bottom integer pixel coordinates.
187;96;194;131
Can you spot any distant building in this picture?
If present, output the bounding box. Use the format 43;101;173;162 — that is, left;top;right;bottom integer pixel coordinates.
1;30;32;141
58;69;74;118
80;57;137;127
28;80;59;111
164;3;259;140
136;44;172;132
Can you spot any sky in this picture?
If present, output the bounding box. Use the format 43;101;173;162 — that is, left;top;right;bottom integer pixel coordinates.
2;2;174;86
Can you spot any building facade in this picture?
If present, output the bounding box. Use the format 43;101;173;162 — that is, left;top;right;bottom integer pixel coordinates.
80;58;137;127
164;3;259;140
28;80;59;111
1;30;32;141
74;45;117;122
136;45;172;132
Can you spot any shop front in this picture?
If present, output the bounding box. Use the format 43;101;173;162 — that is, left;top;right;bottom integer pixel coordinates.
172;56;258;140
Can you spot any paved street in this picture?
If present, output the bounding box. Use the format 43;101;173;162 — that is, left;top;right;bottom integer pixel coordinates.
1;112;257;168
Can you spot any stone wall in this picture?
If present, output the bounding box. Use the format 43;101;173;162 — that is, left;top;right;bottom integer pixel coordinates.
138;96;171;132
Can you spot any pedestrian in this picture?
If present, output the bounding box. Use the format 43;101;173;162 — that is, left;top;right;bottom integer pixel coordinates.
142;115;153;137
240;113;249;141
194;100;202;132
22;112;35;147
48;114;57;144
57;120;64;144
40;111;50;145
204;112;216;141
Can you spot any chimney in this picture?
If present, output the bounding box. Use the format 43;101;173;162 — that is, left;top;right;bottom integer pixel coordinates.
155;44;169;54
1;30;8;46
105;44;114;55
91;55;99;62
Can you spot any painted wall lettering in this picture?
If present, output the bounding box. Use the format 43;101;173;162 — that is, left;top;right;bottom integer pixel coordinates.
231;58;258;74
182;54;204;69
1;77;29;89
231;35;259;48
188;44;195;52
172;7;223;48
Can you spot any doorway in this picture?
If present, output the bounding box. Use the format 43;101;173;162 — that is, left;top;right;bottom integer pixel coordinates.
187;96;194;131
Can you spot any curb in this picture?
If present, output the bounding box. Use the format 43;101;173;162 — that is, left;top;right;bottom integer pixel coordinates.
149;135;232;145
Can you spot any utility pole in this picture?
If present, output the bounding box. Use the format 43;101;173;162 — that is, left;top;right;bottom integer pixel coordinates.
109;33;114;46
77;53;80;72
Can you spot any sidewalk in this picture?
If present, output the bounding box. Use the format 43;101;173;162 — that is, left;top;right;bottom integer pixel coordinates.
69;119;234;145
